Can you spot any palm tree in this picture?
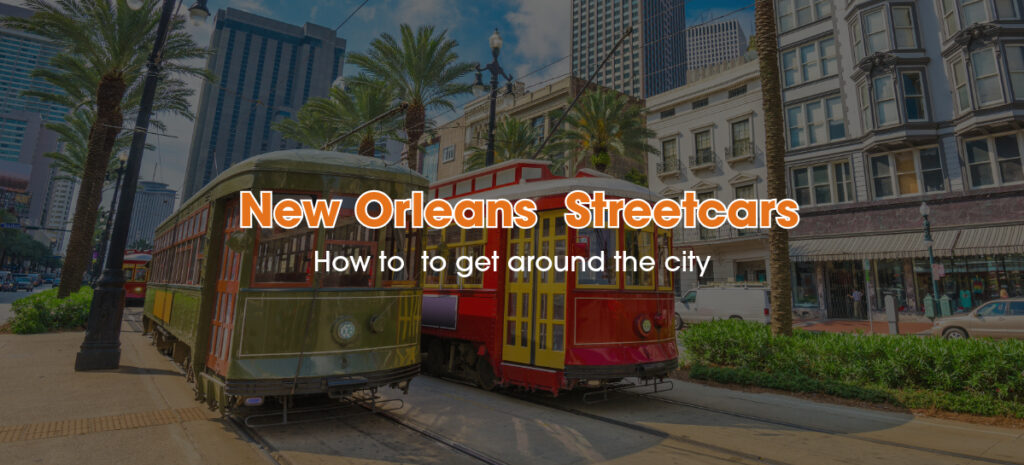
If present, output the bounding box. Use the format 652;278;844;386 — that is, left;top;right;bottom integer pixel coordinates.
548;88;658;174
277;79;400;157
755;1;793;336
45;108;143;183
346;24;475;172
4;0;210;298
463;117;547;171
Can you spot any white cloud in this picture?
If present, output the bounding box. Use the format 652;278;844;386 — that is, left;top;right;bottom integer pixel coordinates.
230;0;273;16
505;0;570;87
392;0;463;30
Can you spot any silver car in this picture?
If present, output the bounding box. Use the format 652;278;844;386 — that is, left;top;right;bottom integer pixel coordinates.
925;298;1024;340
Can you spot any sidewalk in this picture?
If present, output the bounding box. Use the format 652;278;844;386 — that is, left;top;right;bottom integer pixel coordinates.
796;319;934;335
0;306;272;465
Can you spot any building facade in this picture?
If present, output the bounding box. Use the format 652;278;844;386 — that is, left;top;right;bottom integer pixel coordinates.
572;0;645;96
646;58;768;295
181;8;346;199
685;19;747;74
126;181;176;248
775;0;1024;319
641;0;686;97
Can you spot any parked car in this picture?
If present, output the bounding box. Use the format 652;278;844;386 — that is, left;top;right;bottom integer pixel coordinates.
676;285;771;329
925;298;1024;340
28;273;42;286
14;276;34;291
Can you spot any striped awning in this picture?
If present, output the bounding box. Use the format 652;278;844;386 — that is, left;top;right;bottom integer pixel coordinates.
952;223;1024;256
789;229;957;262
790;224;1024;262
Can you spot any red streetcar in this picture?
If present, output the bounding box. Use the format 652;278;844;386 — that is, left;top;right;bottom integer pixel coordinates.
123;250;152;305
421;160;678;395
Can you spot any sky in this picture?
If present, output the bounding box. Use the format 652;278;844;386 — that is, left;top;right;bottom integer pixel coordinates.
48;0;755;205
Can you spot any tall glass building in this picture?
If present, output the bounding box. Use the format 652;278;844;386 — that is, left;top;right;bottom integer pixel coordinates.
641;0;686;98
0;3;67;163
181;8;346;199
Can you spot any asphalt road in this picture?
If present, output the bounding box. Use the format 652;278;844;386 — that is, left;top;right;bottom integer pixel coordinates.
0;286;49;323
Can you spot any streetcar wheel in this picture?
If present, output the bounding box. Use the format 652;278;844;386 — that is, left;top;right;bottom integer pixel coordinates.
476;357;496;391
425;339;445;375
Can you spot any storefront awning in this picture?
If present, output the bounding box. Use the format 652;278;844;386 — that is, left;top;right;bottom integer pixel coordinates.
790;223;1024;262
951;223;1024;256
789;230;957;262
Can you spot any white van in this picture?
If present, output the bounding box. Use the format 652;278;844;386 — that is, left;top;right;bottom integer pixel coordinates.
675;285;771;329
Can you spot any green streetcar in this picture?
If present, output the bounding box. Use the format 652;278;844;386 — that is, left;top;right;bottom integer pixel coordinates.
143;150;426;412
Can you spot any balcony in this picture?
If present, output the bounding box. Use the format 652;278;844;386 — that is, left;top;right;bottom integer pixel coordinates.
725;141;756;164
656;157;680;178
689;149;716;172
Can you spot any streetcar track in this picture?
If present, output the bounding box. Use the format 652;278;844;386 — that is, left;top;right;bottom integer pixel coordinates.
640;394;1024;465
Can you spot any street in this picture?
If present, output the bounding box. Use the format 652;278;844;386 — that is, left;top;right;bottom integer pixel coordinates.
0;287;47;323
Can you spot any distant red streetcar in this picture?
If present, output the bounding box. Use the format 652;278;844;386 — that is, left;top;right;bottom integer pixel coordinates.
421;160;678;395
122;250;152;305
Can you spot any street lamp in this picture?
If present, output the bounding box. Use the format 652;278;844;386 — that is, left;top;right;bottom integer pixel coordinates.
92;152;129;286
75;0;211;371
473;29;516;167
920;201;942;320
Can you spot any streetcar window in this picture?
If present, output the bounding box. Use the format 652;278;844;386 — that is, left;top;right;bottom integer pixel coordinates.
624;228;654;288
123;266;134;282
576;228;618;286
423;228;444;287
134;267;147;282
656;230;672;290
383;225;420;285
321;213;377;288
254;194;317;285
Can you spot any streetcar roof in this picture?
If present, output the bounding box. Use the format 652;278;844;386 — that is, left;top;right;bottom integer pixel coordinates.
448;176;664;203
206;149;426;187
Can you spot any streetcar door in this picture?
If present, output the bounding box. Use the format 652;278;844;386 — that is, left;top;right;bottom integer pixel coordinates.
207;201;240;376
502;211;567;369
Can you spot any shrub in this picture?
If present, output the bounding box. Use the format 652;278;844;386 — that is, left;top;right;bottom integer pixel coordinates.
680;320;1024;416
8;287;92;334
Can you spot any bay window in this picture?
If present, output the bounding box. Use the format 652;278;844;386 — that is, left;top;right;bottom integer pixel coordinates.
972;48;1003;106
864;9;889;54
965;133;1024;187
901;72;927;121
792;161;854;206
962;0;988;26
1008;45;1024;100
778;0;829;33
996;0;1021;18
941;0;960;37
873;76;898;126
892;6;917;49
951;58;972;113
870;148;945;198
859;83;872;129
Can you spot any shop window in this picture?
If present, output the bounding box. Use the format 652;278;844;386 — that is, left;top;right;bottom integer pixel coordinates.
792;262;818;307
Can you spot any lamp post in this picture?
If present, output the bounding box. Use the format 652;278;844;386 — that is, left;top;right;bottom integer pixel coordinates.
91;153;129;286
920;201;941;320
75;0;211;371
472;29;515;167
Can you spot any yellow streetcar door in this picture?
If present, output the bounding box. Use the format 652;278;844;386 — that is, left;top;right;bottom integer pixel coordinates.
502;211;567;370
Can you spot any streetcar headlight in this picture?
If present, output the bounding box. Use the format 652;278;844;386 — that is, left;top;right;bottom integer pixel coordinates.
333;318;358;345
635;315;653;336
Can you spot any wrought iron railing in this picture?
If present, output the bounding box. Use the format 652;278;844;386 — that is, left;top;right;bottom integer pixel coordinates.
689;149;716;167
657;157;680;174
726;140;754;160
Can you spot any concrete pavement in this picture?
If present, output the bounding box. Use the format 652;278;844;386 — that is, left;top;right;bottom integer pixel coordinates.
0;310;272;465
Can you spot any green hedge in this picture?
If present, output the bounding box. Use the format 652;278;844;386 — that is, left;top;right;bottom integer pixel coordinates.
680;320;1024;418
8;287;92;334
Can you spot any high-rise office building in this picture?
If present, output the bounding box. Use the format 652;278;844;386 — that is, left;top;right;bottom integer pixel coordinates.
126;181;176;247
571;0;645;96
0;2;66;162
685;19;747;73
641;0;686;97
181;8;346;199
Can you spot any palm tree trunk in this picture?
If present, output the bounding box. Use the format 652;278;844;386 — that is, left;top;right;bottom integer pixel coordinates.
57;75;126;298
404;102;425;173
358;135;375;157
755;0;792;336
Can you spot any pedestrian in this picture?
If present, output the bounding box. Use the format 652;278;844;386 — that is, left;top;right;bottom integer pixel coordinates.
1000;286;1010;299
849;289;865;319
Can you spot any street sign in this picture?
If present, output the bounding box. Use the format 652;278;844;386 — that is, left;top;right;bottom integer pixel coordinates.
1;223;21;229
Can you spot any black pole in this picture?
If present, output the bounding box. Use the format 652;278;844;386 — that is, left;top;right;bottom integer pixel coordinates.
76;0;177;371
485;51;499;167
92;161;125;285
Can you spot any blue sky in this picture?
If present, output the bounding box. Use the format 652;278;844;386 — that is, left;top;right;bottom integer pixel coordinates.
101;0;756;198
